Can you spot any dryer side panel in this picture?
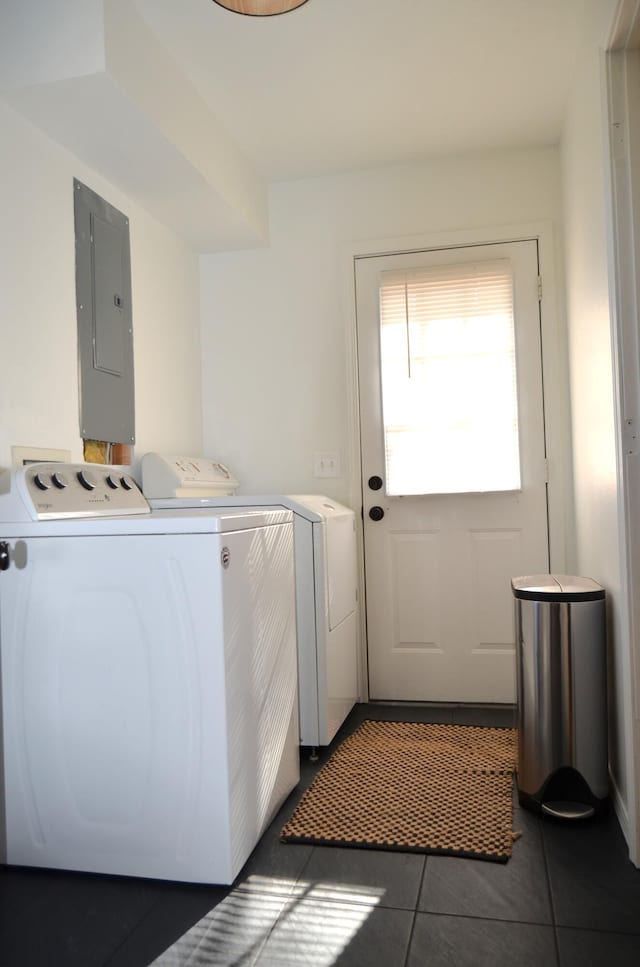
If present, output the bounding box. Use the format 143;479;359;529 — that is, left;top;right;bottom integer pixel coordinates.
319;512;359;745
293;517;321;747
326;512;358;630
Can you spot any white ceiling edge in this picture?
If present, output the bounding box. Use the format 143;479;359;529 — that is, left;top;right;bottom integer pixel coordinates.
0;0;268;252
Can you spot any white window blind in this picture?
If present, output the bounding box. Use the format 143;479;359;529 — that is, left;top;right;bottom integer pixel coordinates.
378;258;521;496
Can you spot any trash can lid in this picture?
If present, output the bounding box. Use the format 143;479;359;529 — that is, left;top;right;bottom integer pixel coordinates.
511;574;605;602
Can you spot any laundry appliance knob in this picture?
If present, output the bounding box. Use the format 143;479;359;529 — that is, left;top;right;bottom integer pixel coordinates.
77;469;97;491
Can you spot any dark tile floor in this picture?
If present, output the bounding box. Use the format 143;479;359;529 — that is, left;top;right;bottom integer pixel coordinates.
2;703;640;966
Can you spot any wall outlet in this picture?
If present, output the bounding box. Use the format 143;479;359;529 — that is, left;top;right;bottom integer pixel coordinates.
313;450;341;478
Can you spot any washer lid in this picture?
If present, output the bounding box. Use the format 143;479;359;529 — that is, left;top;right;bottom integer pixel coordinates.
511;574;605;602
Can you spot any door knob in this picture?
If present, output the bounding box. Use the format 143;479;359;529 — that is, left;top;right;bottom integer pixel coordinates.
369;506;385;521
368;475;383;491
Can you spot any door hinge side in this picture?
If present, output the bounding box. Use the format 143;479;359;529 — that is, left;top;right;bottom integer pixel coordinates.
537;275;543;302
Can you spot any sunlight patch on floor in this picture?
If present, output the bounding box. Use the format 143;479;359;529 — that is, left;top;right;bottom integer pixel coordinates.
152;877;384;966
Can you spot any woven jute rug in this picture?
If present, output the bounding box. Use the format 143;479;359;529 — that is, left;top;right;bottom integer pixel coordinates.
281;720;518;862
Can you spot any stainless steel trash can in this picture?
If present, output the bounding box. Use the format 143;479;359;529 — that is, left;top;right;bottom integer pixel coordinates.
511;574;609;820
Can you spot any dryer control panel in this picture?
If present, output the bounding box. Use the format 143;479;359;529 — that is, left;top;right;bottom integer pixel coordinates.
0;463;150;520
141;452;239;498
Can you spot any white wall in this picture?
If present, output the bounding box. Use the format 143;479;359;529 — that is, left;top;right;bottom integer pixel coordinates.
0;98;202;472
200;148;565;502
560;0;635;847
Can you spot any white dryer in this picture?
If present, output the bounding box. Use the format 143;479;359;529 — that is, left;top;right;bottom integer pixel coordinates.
282;494;359;748
141;453;360;750
0;463;299;884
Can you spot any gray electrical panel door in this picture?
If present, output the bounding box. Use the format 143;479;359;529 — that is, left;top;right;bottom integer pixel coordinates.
74;179;135;444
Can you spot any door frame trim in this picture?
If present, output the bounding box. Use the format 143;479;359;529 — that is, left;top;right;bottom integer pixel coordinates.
603;2;640;864
342;221;571;700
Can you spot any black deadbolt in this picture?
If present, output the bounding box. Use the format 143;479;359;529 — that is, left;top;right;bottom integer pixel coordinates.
0;542;10;571
368;475;383;491
369;506;385;521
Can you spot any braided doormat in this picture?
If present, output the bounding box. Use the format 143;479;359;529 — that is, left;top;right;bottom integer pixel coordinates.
281;720;518;862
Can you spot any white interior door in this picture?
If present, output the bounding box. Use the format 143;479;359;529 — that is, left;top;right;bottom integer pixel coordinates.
355;239;549;703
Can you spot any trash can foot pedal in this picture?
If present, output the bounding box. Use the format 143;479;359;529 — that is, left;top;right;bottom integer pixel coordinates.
541;800;595;821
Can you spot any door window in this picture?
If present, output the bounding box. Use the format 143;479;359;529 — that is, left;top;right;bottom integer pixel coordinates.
379;258;521;495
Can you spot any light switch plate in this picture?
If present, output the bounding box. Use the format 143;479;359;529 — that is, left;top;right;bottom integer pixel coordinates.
313;450;341;478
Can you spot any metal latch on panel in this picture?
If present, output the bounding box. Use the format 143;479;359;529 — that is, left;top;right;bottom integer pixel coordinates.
624;418;638;455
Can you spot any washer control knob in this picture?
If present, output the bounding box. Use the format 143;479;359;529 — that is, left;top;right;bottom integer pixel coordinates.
32;473;50;491
77;469;97;491
51;472;68;489
105;474;120;490
120;476;133;491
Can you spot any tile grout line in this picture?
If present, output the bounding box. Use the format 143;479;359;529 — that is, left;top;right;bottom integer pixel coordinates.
248;845;320;965
402;855;429;967
539;817;562;967
100;889;174;967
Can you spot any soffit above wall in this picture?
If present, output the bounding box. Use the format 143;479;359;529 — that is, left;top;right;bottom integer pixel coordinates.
607;0;640;49
0;0;268;253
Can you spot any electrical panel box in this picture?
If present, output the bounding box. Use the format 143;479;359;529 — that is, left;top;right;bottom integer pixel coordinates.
74;179;135;444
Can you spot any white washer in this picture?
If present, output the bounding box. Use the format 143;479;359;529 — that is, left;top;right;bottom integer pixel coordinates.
141;452;360;749
0;463;299;884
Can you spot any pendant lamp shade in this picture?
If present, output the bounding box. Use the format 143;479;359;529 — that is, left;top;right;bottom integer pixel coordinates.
213;0;309;15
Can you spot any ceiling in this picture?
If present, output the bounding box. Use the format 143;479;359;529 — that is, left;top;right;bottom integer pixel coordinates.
134;0;589;182
0;0;596;250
